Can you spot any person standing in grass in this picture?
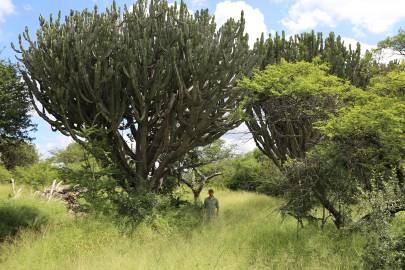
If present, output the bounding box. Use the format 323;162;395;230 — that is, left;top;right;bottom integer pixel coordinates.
203;189;219;221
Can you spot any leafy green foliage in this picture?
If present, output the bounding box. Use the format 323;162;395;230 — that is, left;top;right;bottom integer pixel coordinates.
321;97;404;173
220;149;285;196
55;143;174;217
368;64;405;98
58;164;123;215
180;140;234;170
113;192;201;228
52;143;87;165
376;28;405;56
280;68;405;228
226;152;264;191
319;69;405;188
13;162;58;189
0;165;12;183
240;60;358;169
0;61;34;143
254;31;373;87
358;182;405;270
0;61;36;170
0;142;38;170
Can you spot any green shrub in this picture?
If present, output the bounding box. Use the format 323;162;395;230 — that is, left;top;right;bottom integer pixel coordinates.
58;164;121;214
13;162;58;189
0;204;47;241
393;235;405;269
0;165;12;183
0;142;39;170
52;142;86;165
0;196;66;241
362;225;405;270
360;184;405;270
224;150;285;196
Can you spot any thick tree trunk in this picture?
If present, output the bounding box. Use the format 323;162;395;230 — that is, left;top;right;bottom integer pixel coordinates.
135;121;149;191
192;188;202;203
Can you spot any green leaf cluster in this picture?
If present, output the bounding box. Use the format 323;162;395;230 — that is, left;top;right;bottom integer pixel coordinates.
240;60;359;169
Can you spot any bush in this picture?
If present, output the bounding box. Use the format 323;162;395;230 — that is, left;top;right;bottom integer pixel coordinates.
0;204;48;241
0;143;39;170
114;191;201;231
362;222;405;270
52;142;87;165
0;165;12;183
120;193;200;233
13;162;58;189
359;183;405;269
223;150;285;196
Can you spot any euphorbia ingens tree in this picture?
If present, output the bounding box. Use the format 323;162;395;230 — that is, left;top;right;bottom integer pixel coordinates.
15;0;255;192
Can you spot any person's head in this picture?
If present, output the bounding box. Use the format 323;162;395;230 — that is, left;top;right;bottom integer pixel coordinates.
208;189;214;197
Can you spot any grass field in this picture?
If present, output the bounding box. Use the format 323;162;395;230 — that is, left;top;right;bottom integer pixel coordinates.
0;184;390;270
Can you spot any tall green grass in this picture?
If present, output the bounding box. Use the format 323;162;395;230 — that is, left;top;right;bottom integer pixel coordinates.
0;187;371;270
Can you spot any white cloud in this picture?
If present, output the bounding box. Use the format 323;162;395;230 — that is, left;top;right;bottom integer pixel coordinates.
281;0;405;34
282;8;334;32
35;133;73;159
0;0;15;22
214;1;267;46
192;0;208;6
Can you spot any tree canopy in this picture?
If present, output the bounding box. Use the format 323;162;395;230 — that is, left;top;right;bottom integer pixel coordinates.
280;68;405;228
254;31;373;87
377;29;405;56
0;61;35;143
240;60;358;170
15;0;255;193
0;142;39;170
0;61;36;169
320;68;405;188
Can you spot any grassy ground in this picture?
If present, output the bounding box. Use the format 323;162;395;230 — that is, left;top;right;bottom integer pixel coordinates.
0;185;382;270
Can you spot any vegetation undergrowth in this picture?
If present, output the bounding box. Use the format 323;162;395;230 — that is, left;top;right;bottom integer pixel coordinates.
1;185;397;270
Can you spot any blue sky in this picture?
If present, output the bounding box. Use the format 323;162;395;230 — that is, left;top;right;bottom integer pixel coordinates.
0;0;404;157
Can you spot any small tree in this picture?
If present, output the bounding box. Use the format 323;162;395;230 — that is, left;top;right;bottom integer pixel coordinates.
0;61;34;142
376;29;405;57
240;60;357;170
52;143;87;165
0;61;36;169
281;69;405;228
226;149;285;195
0;142;39;170
15;0;255;194
176;139;233;201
